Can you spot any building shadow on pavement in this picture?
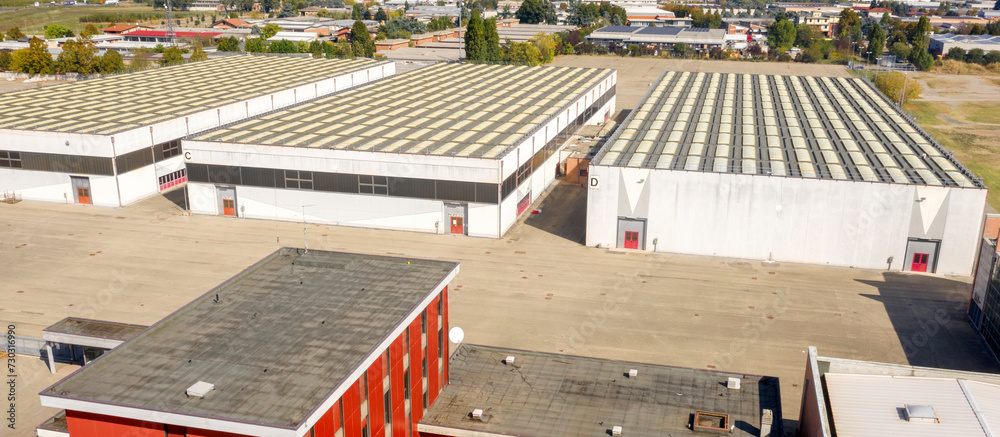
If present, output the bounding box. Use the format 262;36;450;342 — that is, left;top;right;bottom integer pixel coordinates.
523;181;588;244
857;272;1000;373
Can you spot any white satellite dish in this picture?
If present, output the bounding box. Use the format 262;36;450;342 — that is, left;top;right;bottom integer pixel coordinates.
448;326;465;344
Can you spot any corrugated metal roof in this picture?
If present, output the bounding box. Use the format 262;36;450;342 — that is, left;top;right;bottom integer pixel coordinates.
824;373;999;437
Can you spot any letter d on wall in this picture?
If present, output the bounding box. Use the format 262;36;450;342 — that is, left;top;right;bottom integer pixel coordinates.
590;176;600;189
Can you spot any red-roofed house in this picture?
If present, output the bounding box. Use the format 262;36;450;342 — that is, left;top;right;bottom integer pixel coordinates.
102;24;149;35
212;17;252;29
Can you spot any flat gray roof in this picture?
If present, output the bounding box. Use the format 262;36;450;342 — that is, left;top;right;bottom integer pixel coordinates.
420;344;781;436
593;71;983;188
44;317;147;342
0;56;386;135
42;248;458;429
195;63;612;159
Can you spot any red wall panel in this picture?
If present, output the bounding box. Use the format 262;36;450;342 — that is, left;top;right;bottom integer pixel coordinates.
426;296;439;406
66;410;164;437
368;359;384;437
313;406;335;437
409;316;424;429
442;286;449;388
185;428;249;437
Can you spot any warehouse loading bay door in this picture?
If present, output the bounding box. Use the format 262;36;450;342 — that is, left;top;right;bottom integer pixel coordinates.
446;203;467;235
904;239;940;273
217;186;237;217
71;176;91;205
617;218;646;250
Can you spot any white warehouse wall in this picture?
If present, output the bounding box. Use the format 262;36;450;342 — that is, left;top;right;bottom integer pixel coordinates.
186;182;499;237
586;166;986;275
0;168;120;207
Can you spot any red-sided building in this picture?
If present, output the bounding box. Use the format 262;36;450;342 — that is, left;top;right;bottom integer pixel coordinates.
37;248;457;437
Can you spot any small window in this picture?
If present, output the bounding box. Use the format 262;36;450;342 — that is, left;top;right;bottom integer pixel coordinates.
384;390;393;433
359;175;388;195
0;151;22;168
284;170;313;190
161;140;181;159
404;371;411;402
421;310;427;336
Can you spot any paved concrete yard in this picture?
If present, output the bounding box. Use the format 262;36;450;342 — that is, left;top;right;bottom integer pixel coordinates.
2;181;997;436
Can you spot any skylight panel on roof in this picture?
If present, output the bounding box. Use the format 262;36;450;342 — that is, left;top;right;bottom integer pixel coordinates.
685;156;702;171
627;153;647;167
799;162;817;178
887;168;909;183
655;154;674;169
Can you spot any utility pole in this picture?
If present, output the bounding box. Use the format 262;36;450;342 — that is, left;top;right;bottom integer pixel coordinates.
165;0;176;46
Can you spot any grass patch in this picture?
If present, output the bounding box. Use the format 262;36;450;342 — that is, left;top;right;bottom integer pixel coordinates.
906;100;946;125
1;4;210;34
962;104;1000;125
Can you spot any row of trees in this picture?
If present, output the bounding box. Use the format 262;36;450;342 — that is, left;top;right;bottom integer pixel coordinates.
0;36;209;75
216;21;374;58
465;10;565;65
945;47;1000;65
564;0;627;27
516;0;558;24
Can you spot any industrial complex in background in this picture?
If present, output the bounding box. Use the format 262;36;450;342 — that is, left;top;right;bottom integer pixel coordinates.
1;2;1000;430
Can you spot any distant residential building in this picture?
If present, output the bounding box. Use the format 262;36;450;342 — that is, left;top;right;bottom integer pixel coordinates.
928;34;1000;56
798;346;1000;437
189;0;224;11
624;7;677;26
791;10;841;38
300;6;323;16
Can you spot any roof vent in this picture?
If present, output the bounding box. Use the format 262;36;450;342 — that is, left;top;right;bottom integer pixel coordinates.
471;409;484;419
904;404;938;423
611;425;623;435
186;381;214;397
727;377;741;390
504;356;515;365
628;369;638;378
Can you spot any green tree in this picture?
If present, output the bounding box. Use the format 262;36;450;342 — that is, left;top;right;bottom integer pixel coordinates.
58;38;99;75
484;17;500;62
99;50;124;73
867;23;886;61
889;41;910;60
352;3;365;19
245;37;266;52
465;9;486;61
427;16;454;31
351;20;375;57
375;7;388;22
911;48;933;71
946;46;966;60
506;41;541;65
81;24;101;38
966;47;985;64
516;0;547;24
838;8;860;38
795;23;814;47
0;51;12;71
7;28;26;40
259;0;279;12
268;39;299;53
44;24;74;39
985;50;1000;64
873;71;921;104
130;52;153;70
880;12;891;26
190;44;208;61
672;41;690;56
217;36;241;51
11;37;54;75
767;19;797;52
160;46;185;65
909;15;931;45
261;23;281;39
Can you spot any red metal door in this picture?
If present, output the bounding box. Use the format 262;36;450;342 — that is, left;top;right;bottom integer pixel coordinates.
76;187;91;205
222;198;236;216
911;253;928;272
624;231;638;249
450;216;463;234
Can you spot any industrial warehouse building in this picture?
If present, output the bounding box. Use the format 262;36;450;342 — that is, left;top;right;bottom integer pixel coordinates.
969;235;1000;363
0;56;391;207
38;248;458;437
586;71;986;275
798;347;1000;437
184;63;617;238
586;26;728;52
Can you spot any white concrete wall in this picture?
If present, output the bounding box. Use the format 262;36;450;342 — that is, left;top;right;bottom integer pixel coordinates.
586;167;986;275
0;168;120;207
117;166;159;206
187;181;499;237
183;141;499;183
